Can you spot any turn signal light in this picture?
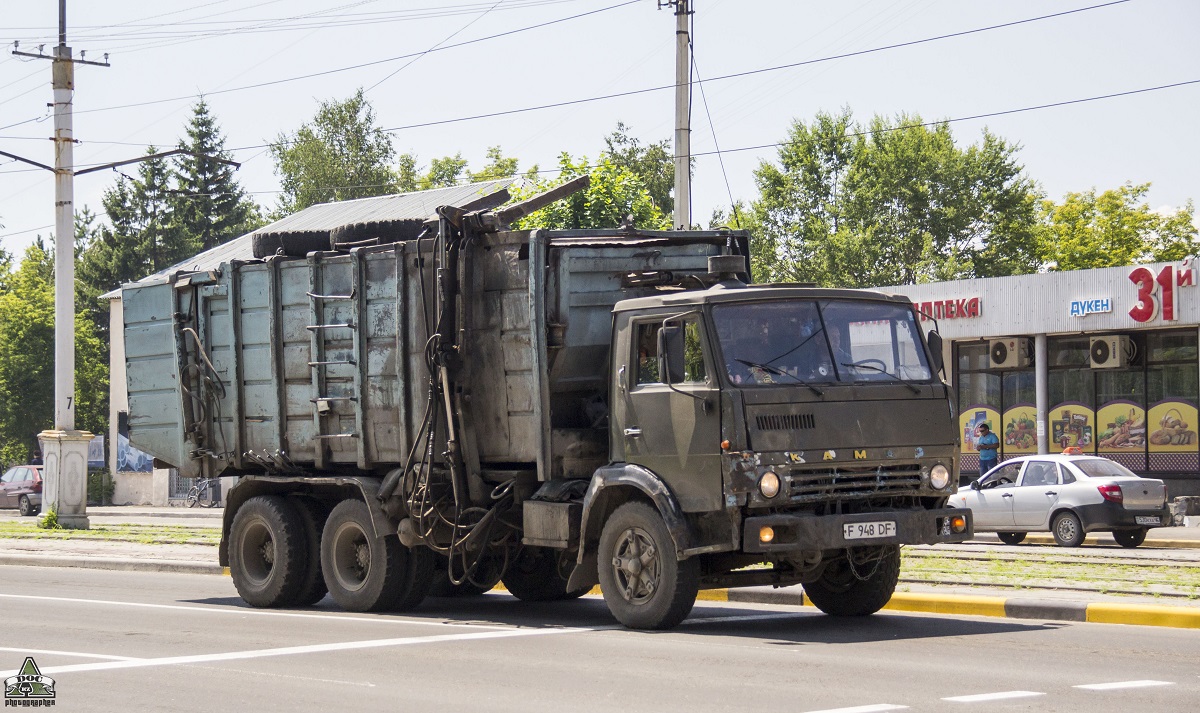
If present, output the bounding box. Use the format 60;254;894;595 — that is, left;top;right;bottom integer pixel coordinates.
759;526;775;543
949;515;967;534
721;440;731;450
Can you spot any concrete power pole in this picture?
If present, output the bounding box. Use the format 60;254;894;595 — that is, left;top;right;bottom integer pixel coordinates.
666;0;692;229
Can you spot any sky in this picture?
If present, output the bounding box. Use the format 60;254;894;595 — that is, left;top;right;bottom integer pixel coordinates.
1;0;1197;256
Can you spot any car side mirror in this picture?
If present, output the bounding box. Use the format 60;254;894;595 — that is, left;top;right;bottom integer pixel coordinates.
926;330;944;374
970;480;981;491
659;325;686;384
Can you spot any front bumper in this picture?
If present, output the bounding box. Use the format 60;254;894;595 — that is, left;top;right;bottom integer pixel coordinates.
742;507;972;553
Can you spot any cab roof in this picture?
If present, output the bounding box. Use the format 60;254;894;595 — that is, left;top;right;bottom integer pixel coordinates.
612;282;917;313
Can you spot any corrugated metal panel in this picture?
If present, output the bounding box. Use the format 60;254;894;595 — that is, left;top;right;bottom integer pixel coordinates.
878;261;1200;338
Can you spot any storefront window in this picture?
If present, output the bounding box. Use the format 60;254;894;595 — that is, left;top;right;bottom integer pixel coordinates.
1147;334;1199;471
1048;337;1090;367
1095;370;1146;471
1001;372;1037;454
1147;331;1199;363
957;343;991;372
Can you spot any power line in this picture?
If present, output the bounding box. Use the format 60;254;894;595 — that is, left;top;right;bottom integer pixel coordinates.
363;1;503;94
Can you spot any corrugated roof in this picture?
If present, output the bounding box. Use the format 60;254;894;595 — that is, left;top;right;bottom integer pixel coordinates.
104;179;514;298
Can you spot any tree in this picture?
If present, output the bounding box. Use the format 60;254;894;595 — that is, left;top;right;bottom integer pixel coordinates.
511;153;670;231
752;110;1042;287
173;99;263;252
396;146;525;192
0;244;107;465
269;89;397;216
604;122;674;217
1038;183;1198;270
470;146;522;183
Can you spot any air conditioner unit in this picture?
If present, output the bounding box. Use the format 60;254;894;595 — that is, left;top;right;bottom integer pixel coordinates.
1090;335;1136;369
989;338;1030;369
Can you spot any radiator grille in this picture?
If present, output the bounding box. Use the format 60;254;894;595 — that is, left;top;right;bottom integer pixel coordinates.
786;464;924;502
755;413;816;431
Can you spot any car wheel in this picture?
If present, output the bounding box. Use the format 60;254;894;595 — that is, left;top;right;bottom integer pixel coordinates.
228;495;308;607
1052;512;1085;547
997;532;1026;546
598;502;699;630
1112;528;1147;548
18;495;34;517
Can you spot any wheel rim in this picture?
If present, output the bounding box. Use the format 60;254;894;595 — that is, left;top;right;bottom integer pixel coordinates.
19;497;30;516
1057;517;1078;542
610;526;660;605
330;521;372;593
237;518;275;586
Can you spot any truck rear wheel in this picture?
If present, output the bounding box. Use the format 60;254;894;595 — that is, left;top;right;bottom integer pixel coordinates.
320;499;408;612
598;502;698;629
392;545;436;611
803;545;900;617
229;495;308;608
502;547;591;602
290;497;329;606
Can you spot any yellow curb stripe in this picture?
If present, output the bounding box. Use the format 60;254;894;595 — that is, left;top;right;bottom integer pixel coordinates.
1086;602;1200;629
696;589;729;602
882;592;1008;618
221;567;230;577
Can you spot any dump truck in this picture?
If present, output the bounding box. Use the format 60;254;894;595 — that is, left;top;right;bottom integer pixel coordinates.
121;178;972;629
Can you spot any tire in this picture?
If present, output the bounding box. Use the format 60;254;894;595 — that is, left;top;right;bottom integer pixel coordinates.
997;532;1026;546
803;545;900;617
251;230;331;259
320;499;408;612
186;488;199;508
1052;512;1085;547
597;502;699;630
1113;528;1147;548
501;547;591;602
392;545;436;612
18;495;33;517
228;495;308;608
329;219;425;250
290;497;329;606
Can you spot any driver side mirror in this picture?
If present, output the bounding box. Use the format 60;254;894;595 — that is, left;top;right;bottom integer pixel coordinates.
970;480;981;491
659;325;686;384
926;330;944;373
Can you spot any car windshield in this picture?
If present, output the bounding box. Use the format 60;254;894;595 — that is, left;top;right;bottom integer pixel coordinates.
1073;458;1139;479
712;298;932;387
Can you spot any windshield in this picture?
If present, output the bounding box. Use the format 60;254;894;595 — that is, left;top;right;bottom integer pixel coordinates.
1073;458;1139;479
712;298;932;386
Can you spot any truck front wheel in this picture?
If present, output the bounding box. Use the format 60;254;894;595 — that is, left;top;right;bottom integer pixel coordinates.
229;495;308;608
598;502;698;629
803;545;900;617
321;499;409;612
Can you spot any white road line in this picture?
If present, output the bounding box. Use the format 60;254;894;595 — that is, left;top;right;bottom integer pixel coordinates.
942;691;1045;703
0;627;593;677
0;646;140;662
1074;680;1175;691
801;700;902;705
0;593;508;629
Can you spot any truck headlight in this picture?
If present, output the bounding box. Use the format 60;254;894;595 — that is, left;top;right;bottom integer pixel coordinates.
759;471;781;498
930;464;950;489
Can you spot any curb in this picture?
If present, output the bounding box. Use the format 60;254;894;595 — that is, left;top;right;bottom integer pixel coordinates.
979;534;1200;550
5;554;1199;630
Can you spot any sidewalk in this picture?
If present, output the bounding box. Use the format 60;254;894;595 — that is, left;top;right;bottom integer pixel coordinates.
2;509;1198;629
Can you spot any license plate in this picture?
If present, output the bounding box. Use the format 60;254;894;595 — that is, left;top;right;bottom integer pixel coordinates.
1135;516;1161;526
843;521;896;540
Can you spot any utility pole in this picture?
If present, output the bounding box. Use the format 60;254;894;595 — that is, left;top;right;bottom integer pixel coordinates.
11;0;109;529
661;0;692;230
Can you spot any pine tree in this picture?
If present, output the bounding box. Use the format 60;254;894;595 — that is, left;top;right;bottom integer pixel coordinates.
172;99;262;252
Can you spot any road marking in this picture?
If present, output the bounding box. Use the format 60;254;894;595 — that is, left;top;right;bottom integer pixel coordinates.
681;612;811;626
0;627;593;677
801;700;902;705
0;646;139;662
942;691;1044;703
0;593;508;629
1074;680;1175;691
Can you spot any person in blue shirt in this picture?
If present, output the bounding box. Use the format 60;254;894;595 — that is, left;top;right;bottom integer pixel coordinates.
976;422;1000;474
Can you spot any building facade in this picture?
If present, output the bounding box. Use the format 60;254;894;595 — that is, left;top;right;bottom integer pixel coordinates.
883;260;1200;497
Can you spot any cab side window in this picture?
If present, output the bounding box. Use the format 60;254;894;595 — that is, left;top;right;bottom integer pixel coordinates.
634;323;661;385
680;318;708;384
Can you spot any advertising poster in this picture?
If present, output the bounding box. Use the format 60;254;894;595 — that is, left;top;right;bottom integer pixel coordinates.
1097;400;1147;452
1050;402;1094;451
1147;400;1199;452
959;406;1000;453
1002;403;1038;454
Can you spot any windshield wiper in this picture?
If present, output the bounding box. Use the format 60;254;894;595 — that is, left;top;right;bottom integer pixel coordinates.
840;361;921;394
735;358;824;396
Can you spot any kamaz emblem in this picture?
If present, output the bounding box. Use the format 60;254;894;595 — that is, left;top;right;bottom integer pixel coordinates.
854;449;867;460
823;450;836;461
786;452;806;464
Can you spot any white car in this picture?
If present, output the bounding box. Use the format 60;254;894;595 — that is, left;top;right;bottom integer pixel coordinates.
952;453;1170;548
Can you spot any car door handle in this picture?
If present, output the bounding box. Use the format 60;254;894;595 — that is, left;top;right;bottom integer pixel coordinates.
623;427;642;438
1046;491;1057;496
1001;493;1013;498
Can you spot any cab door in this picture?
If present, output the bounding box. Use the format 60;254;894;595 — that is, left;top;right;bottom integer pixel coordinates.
619;313;722;512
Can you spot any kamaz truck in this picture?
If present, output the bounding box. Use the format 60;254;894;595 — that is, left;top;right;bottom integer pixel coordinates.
121;178;971;629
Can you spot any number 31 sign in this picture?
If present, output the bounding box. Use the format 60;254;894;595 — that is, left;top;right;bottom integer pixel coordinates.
1130;264;1195;322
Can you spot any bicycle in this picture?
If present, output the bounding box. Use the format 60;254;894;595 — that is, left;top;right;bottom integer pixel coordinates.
185;477;221;508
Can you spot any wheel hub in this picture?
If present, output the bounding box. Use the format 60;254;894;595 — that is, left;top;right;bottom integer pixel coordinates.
611;527;659;604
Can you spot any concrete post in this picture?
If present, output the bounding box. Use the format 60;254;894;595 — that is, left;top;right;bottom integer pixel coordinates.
1035;334;1048;455
38;429;92;529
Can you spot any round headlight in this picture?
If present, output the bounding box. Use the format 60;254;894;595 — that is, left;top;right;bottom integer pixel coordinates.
930;464;951;490
759;471;781;498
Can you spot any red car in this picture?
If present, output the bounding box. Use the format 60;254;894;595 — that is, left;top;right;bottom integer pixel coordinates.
0;465;43;516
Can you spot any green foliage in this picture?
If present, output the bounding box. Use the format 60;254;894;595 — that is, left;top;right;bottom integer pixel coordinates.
270;89;397;216
470;146;522;183
1037;183;1198;270
511;153;670;231
396;146;525;192
88;468;114;506
603;122;674;217
0;245;108;462
752;109;1041;287
38;504;60;530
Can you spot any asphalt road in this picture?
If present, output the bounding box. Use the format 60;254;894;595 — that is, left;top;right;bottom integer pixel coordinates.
1;565;1197;713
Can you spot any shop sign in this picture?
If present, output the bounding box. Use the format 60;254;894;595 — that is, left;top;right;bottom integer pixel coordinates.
1069;298;1111;317
1129;263;1195;323
915;297;980;321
